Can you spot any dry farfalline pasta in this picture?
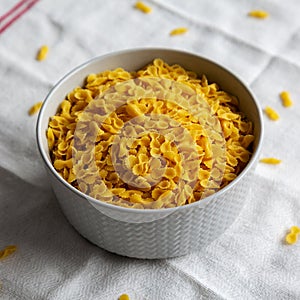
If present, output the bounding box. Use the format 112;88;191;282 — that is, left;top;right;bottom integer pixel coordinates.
248;10;269;19
0;245;17;260
285;226;300;245
119;294;130;300
28;101;43;116
36;45;49;61
260;157;281;164
170;27;188;36
134;1;152;14
264;106;279;121
280;91;293;107
47;59;254;209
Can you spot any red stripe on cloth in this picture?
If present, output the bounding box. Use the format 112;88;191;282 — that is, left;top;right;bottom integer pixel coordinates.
0;0;30;23
0;0;39;34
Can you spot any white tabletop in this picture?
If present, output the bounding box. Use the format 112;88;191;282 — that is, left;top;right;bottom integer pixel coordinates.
1;0;300;299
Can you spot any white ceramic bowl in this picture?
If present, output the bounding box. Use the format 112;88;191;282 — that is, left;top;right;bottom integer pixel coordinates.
37;48;263;259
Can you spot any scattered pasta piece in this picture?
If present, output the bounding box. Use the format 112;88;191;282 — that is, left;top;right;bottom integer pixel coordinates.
248;10;269;19
280;91;293;107
285;226;300;245
264;106;279;121
36;45;49;61
119;294;130;300
28;101;43;116
134;1;152;14
259;158;281;164
170;27;188;36
0;245;17;260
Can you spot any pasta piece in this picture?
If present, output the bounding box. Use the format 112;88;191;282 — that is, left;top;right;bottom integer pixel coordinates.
119;294;130;300
47;128;55;150
248;10;269;19
259;157;281;164
286;234;297;245
36;45;49;61
170;27;188;36
280;91;293;107
264;106;279;121
134;1;152;14
0;245;17;260
28;101;43;116
285;226;300;245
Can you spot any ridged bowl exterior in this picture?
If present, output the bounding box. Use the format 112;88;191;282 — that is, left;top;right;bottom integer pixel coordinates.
50;169;252;259
37;48;263;259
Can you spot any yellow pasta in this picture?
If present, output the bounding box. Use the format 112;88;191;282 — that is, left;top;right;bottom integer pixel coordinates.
119;294;130;300
280;91;293;107
248;10;269;19
36;45;49;61
47;59;254;209
285;226;300;245
170;27;188;36
0;245;17;260
134;1;152;14
28;101;43;116
260;157;281;164
264;106;280;121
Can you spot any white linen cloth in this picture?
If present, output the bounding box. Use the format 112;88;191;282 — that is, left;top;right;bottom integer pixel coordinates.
1;0;300;299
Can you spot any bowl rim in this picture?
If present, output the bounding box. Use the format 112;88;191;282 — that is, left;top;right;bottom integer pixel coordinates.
36;47;264;214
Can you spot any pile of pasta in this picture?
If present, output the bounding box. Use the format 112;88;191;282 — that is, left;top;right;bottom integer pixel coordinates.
47;59;254;209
